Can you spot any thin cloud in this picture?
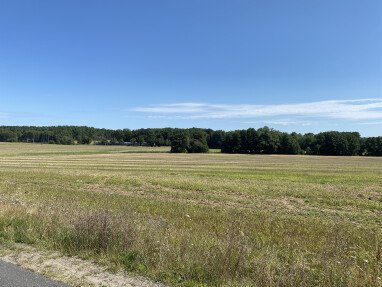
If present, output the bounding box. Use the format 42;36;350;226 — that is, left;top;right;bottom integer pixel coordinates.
132;98;382;121
241;120;312;126
0;112;10;119
357;121;382;125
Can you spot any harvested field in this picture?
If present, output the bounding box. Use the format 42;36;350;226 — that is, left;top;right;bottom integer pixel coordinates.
0;143;381;286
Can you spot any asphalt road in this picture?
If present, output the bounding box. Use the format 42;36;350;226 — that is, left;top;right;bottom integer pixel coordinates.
0;260;69;287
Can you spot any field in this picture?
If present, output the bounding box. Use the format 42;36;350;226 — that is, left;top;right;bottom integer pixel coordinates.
0;142;381;287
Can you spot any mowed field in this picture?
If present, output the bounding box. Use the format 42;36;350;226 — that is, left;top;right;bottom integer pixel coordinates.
0;143;381;287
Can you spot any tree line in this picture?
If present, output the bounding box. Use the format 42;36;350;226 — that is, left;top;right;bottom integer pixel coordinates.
0;125;381;156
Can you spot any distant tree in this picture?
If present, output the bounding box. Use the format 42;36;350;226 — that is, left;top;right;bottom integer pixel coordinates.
170;130;190;153
188;139;209;153
111;129;124;143
122;129;132;142
145;130;157;146
0;125;380;156
207;130;225;149
278;133;300;154
344;132;361;155
221;131;242;153
257;127;280;154
245;128;259;153
314;131;361;156
0;129;17;142
187;129;209;153
299;133;317;154
363;137;382;156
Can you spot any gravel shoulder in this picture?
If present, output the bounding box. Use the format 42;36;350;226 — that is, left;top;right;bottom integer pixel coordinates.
0;243;166;287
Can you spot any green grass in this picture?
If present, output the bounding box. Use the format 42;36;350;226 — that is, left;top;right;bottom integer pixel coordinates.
0;142;381;286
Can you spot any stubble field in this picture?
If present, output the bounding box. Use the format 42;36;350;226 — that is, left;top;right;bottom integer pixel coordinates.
0;142;381;287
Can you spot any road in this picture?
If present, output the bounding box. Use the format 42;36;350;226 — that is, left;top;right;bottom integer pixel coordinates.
0;260;69;287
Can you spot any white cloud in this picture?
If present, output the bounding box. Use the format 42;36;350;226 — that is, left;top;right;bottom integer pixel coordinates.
132;98;382;121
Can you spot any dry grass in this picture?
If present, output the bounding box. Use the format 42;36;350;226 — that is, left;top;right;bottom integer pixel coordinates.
0;142;381;286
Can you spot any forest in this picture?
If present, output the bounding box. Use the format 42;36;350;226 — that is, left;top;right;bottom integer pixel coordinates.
0;125;381;156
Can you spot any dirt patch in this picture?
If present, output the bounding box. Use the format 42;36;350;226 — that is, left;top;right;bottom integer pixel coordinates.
0;243;166;287
275;197;305;212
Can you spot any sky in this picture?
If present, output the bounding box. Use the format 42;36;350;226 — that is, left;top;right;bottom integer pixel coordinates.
0;0;381;136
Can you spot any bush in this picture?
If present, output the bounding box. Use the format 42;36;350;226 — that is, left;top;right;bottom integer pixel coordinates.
187;139;209;153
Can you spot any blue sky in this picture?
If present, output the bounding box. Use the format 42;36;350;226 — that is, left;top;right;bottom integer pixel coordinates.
0;1;381;136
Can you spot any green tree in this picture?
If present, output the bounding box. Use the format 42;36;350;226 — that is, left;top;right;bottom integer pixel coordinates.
258;127;280;154
278;133;300;154
170;130;190;153
187;129;209;153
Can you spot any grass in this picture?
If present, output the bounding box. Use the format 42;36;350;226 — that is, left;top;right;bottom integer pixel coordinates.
0;142;381;286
